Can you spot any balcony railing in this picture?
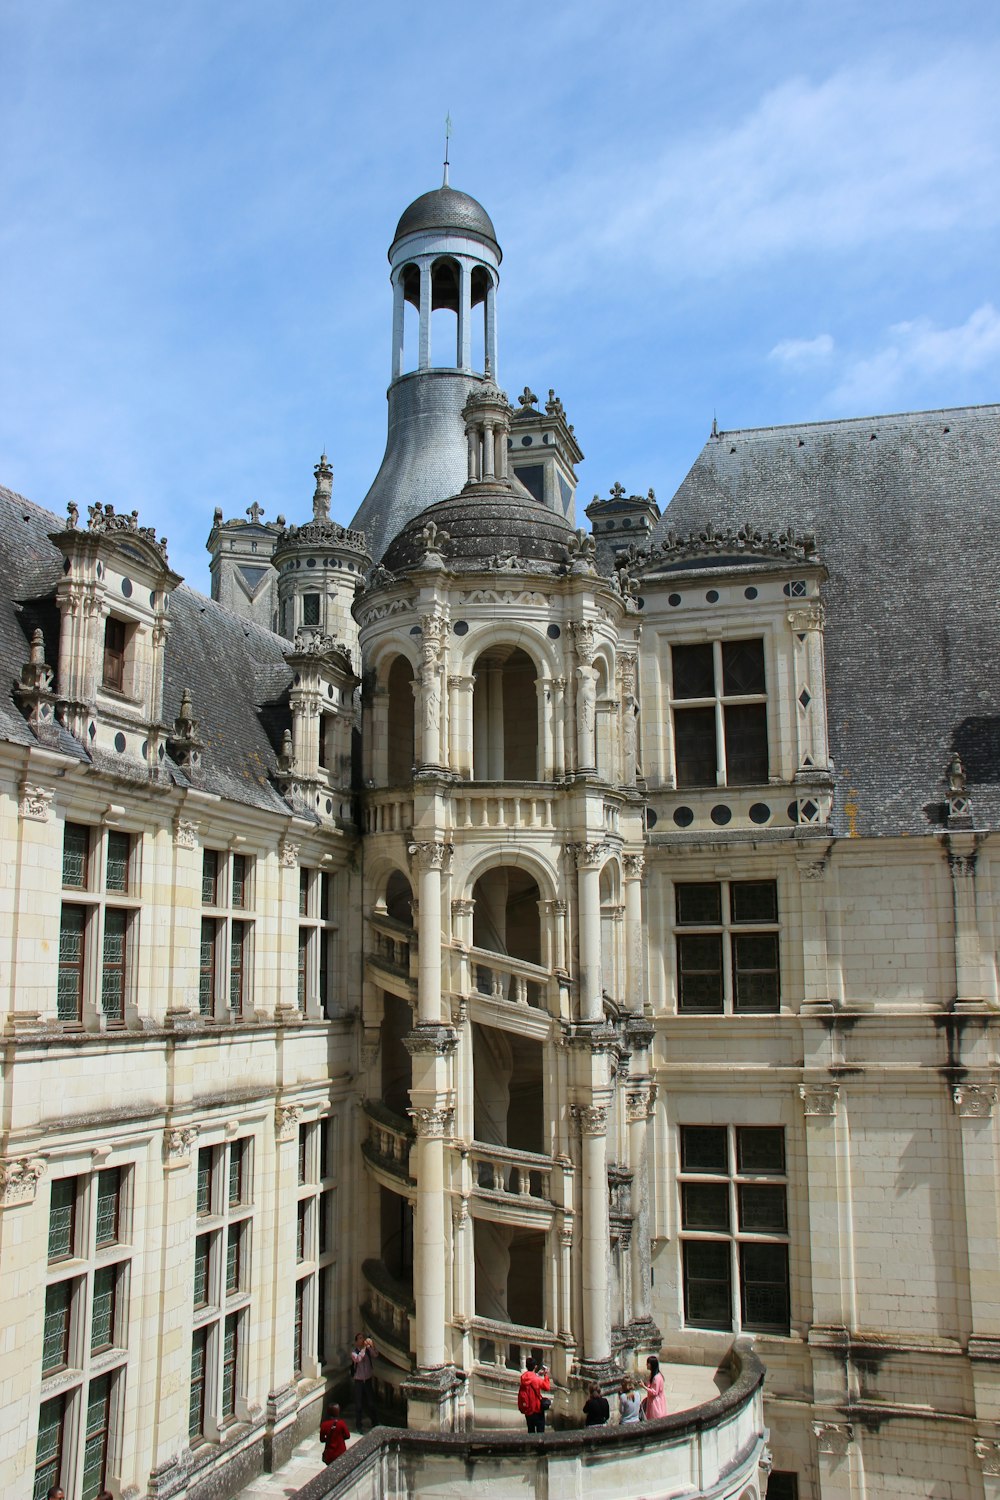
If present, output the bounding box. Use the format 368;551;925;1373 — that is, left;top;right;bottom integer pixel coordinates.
468;1314;556;1372
361;1100;413;1187
468;947;547;1009
452;787;556;831
361;1258;413;1361
364;792;415;835
470;1142;553;1204
368;913;414;975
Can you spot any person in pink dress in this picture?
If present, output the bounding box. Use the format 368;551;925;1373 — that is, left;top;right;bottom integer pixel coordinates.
643;1355;667;1420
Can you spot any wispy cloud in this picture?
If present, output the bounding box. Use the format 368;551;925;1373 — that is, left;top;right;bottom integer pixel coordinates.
828;304;1000;410
770;334;834;366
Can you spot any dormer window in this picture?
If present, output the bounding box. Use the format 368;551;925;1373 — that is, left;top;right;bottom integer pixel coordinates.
671;639;768;787
302;594;320;628
103;618;129;692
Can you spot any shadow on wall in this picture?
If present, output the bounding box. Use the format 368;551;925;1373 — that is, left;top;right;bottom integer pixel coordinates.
952;717;1000;782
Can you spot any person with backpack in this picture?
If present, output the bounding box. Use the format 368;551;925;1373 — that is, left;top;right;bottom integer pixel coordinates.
517;1356;551;1433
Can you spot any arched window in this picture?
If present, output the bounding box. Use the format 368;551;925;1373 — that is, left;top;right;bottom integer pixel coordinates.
472;647;538;780
471;265;490;371
431;257;460;368
386;656;415;784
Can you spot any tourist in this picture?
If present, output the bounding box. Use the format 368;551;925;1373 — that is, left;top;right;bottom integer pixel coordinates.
320;1401;351;1463
350;1331;379;1430
618;1381;642;1424
582;1382;610;1426
643;1355;667;1420
517;1356;551;1434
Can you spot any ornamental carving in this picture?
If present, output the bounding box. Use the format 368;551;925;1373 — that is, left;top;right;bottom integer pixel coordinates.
19;783;53;822
629;522;819;569
275;1104;303;1141
948;851;977;878
800;1083;840;1116
0;1156;46;1206
279;840;300;869
813;1421;854;1457
799;859;828;881
173;817;199;849
162;1126;199;1163
954;1083;997;1118
787;604;826;631
625;1085;657;1123
571;1103;609;1136
569;841;607;872
451;898;476;919
623;853;645;881
976;1439;1000;1476
419;612;449;665
409;1102;455;1138
571;621;597;666
408;841;454;874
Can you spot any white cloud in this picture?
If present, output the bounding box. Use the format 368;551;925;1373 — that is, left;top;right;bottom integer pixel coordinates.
769;334;834;365
829;303;1000;410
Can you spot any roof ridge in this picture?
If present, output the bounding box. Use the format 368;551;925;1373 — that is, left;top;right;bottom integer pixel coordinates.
709;403;1000;442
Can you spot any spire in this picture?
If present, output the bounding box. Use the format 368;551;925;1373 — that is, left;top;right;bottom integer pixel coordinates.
313;453;333;521
443;111;452;187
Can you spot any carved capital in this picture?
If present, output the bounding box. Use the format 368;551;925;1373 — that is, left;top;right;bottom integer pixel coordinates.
275;1103;303;1142
798;858;828;881
0;1156;46;1206
788;604;825;632
569;840;607;872
617;650;638;696
976;1438;1000;1477
19;782;53;822
173;816;199;850
571;621;597;665
162;1126;199;1163
408;840;454;874
451;898;476;919
625;1084;657;1123
813;1420;854;1457
800;1082;840;1116
954;1083;997;1118
571;1102;609;1136
279;839;300;869
622;852;645;881
409;1101;455;1138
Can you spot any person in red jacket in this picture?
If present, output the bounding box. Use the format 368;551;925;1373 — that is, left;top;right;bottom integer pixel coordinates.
517;1356;551;1433
319;1402;351;1463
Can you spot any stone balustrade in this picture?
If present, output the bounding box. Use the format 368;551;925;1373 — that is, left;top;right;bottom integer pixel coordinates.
364;791;415;834
452;787;556;831
467;946;547;1009
469;1141;553;1204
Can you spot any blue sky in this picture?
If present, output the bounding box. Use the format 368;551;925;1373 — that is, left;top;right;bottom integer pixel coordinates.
2;0;999;589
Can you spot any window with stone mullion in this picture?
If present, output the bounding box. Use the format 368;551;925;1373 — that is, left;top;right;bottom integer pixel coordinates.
33;1394;65;1500
671;639;768;787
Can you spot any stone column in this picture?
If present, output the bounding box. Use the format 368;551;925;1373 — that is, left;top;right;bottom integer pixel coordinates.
800;1083;851;1331
626;1084;656;1329
482;419;496;481
553;677;567;777
575;842;605;1022
371;685;389;785
572;623;598;774
458;262;472;371
485;280;497;377
448;675;474;778
410;843;451;1025
418;261;432;370
789;603;831;772
813;1420;859;1498
410;1102;452;1369
953;1083;1000;1425
572;1102;612;1365
623;854;645;1013
418;612;447;771
946;836;992;1008
618;651;638;787
391;273;405;381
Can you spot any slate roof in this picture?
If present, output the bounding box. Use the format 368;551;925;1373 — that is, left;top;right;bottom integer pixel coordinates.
381;482;577;572
0;484;296;817
653;405;1000;837
391;186;500;259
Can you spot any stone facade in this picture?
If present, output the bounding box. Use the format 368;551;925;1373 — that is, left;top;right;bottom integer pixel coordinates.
0;178;999;1500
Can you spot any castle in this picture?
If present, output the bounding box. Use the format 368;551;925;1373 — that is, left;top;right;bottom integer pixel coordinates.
2;177;999;1500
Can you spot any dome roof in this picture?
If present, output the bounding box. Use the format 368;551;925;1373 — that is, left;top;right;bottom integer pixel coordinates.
381;485;575;573
391;187;501;259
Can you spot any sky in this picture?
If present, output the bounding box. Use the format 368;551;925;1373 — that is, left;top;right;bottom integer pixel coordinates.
2;0;999;589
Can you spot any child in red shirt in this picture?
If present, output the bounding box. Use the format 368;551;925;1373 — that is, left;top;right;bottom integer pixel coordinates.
320;1402;351;1463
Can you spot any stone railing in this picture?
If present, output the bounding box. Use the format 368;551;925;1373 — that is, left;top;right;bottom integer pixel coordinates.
360;1258;413;1360
468;1315;556;1372
364;792;414;835
360;1101;413;1186
292;1342;768;1500
452;787;556;831
368;913;413;975
468;947;547;1009
469;1142;553;1205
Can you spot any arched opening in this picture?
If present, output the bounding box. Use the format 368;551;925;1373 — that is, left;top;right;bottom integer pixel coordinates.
474;1223;546;1334
384;870;413;926
472;647;538;780
401;263;420;375
379;990;412;1121
471;265;490;372
600;861;621;1002
386;656;415;784
472;866;541;967
472;1025;544;1155
430;257;460;368
379;1184;413;1282
595;656;616;782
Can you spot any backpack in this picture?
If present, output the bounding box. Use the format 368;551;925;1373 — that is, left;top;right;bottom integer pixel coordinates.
517;1379;532;1415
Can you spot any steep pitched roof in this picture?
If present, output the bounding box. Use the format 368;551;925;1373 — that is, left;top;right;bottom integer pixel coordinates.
0;484;296;816
654;405;1000;836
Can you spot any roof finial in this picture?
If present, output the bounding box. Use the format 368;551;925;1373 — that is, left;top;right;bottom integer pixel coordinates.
443;111;452;187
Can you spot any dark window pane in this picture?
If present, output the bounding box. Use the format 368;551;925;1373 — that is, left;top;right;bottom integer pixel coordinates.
293;1280;305;1374
738;1183;788;1233
732;932;780;1013
101;909;128;1022
681;1126;728;1174
199;919;217;1015
672;642;715;699
48;1177;78;1261
677;933;723;1012
82;1373;112;1500
197;1148;213;1215
675;883;722;926
194;1234;211;1307
683;1239;732;1329
91;1265;119;1351
317;1265;331;1365
63;823;90;887
222;1313;239;1418
298;928;309;1009
229;922;247;1016
303;593;320;626
298;1124;308;1185
96;1168;122;1246
226;1224;242;1293
232;853;247;909
731;881;778;924
229;1140;247;1206
737;1127;785;1174
34;1395;65;1500
740;1241;790;1333
320;1121;331;1181
675;706;718;786
721;638;766;696
42;1280;72;1373
202;849;219;906
189;1328;208;1439
682;1182;730;1231
297;1200;308;1262
723;703;769;783
103;617;127;691
299;868;309;916
58;905;86;1022
767;1475;799;1500
106;830;130;893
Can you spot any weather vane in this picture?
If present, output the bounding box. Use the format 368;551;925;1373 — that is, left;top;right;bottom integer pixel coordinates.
443;111;452;187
